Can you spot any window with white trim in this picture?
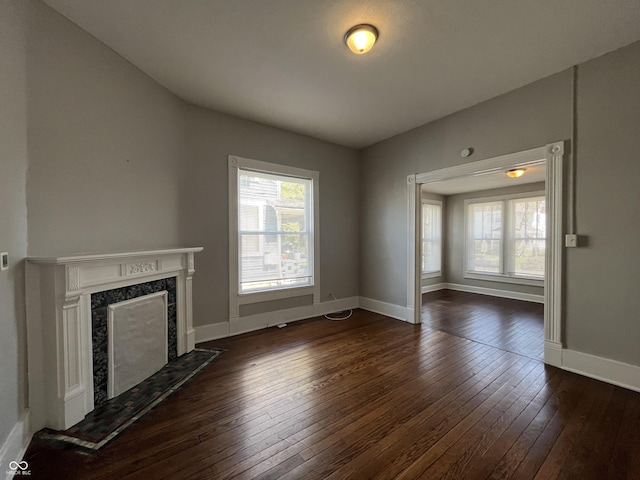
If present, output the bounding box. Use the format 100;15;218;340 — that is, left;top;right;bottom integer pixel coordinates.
229;156;319;309
422;200;442;277
238;169;313;292
466;193;545;282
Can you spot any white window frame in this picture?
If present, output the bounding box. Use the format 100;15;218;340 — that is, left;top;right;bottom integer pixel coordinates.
228;155;320;318
464;191;545;286
421;199;442;279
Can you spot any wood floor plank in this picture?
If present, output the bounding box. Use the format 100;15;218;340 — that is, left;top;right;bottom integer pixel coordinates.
455;366;567;479
607;390;640;479
322;350;518;480
532;378;611;479
415;361;545;479
556;382;626;479
422;290;544;360
483;371;577;480
206;335;477;474
279;355;535;480
106;325;477;479
226;344;506;479
22;300;640;480
507;375;590;480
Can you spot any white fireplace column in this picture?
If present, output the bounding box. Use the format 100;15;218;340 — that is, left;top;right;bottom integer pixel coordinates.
26;247;203;431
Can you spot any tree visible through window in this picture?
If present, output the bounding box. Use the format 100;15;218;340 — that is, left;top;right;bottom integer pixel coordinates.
511;197;545;277
238;169;314;293
467;195;545;280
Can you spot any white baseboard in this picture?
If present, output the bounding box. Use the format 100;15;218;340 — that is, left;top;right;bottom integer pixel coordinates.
195;322;230;343
544;340;563;368
358;297;413;323
228;305;310;337
201;289;551;342
195;297;360;342
421;282;447;294
229;296;360;336
0;411;32;480
443;283;544;304
561;349;640;393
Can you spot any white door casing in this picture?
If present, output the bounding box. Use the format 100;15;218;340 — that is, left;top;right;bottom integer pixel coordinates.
406;141;565;367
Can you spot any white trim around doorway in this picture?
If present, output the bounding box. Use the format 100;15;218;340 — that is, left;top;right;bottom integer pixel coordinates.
406;141;565;367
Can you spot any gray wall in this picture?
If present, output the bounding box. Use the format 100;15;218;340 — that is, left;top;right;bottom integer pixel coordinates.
566;41;640;365
361;41;640;367
360;69;572;306
3;3;359;452
25;2;360;332
182;105;360;326
27;1;186;255
0;0;29;449
4;0;639;454
443;182;545;295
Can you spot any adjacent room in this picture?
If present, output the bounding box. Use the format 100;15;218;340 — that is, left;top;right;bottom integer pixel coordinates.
2;1;640;478
418;165;547;361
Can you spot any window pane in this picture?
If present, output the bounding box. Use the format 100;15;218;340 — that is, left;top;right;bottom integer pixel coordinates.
422;203;442;274
511;197;545;277
468;202;502;273
513;239;545;277
513;198;545;239
239;233;311;292
240;205;259;231
471;239;501;273
238;168;313;293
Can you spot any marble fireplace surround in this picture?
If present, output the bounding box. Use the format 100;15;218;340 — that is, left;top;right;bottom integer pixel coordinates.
92;279;176;406
26;247;203;431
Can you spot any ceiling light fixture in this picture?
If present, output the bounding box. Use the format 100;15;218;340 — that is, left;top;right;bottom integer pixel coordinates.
344;24;378;54
506;168;526;178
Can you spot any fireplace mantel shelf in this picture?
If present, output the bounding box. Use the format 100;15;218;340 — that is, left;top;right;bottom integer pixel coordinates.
28;247;203;265
26;247;203;431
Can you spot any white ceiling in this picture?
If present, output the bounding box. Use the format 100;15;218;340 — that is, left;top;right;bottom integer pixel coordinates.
421;163;546;196
43;0;640;149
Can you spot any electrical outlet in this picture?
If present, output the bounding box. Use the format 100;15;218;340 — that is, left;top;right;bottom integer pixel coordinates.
565;234;577;248
1;252;8;271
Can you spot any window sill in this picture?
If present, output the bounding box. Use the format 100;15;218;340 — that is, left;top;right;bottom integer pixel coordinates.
464;272;544;287
238;285;315;305
421;271;442;280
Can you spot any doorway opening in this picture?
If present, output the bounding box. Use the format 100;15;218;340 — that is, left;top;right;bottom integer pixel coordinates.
420;165;545;359
406;142;565;366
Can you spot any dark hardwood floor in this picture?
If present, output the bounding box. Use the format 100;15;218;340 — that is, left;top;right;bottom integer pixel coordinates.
24;307;640;479
422;290;544;360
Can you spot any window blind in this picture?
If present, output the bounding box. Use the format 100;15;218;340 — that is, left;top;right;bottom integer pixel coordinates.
238;169;313;293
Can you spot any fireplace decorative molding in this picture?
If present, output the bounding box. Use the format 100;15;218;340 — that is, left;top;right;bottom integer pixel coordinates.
26;247;203;431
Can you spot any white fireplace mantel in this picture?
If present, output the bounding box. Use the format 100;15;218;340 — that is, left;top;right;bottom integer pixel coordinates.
26;247;203;431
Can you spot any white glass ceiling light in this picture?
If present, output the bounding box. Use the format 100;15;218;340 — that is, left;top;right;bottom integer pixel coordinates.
345;24;378;54
506;168;526;178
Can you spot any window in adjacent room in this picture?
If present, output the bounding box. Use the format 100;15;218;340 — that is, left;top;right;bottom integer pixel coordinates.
421;200;442;277
466;193;545;284
229;156;319;308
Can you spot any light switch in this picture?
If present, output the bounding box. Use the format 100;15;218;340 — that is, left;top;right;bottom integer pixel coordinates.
565;234;577;248
1;252;8;271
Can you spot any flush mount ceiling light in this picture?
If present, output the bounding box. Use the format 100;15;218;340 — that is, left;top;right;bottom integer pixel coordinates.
506;168;527;178
344;24;378;54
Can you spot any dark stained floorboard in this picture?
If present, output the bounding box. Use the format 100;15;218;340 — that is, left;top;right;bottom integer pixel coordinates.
422;290;544;360
23;300;640;479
